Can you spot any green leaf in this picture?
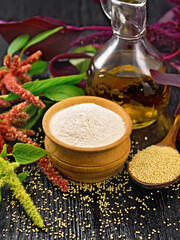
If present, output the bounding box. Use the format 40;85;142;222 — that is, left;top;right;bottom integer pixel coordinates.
0;188;1;203
23;100;52;129
12;143;49;164
71;45;96;73
5;73;86;101
73;45;97;54
28;60;48;75
7;34;29;55
22;108;38;129
24;103;38;118
22;26;62;52
4;93;19;101
0;66;8;70
70;58;91;73
25;73;86;95
18;171;32;182
43;84;85;101
0;144;8;158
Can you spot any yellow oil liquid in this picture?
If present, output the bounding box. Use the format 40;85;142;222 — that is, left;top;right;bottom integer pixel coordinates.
86;64;171;129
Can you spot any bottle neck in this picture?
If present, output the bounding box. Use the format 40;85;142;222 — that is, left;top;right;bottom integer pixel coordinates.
111;0;147;40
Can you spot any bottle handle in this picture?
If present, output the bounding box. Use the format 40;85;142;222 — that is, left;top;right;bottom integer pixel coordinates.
100;0;112;19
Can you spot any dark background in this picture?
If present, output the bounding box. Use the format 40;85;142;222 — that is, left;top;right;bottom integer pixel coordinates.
0;0;174;25
0;0;175;64
0;1;179;240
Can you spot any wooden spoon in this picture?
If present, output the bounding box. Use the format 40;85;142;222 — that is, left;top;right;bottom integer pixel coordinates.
128;114;180;189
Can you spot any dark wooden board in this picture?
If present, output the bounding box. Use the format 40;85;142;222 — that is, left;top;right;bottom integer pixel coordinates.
0;1;180;239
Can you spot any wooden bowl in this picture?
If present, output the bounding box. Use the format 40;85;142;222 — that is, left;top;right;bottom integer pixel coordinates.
42;96;132;182
45;137;130;174
48;155;124;183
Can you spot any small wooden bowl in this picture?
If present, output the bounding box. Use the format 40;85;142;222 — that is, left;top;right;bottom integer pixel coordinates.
42;96;132;182
45;138;130;174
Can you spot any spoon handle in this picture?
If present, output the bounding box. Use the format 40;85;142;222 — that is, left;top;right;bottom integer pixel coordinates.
157;114;180;149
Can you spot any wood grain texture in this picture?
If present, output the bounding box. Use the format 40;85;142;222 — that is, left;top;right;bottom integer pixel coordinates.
45;136;131;168
0;0;180;239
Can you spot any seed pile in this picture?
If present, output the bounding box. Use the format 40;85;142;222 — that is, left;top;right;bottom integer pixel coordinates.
129;145;180;184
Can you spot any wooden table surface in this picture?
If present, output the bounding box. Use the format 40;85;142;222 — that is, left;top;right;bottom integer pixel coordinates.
0;1;180;239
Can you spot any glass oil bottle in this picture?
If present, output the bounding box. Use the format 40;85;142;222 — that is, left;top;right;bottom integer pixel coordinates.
86;0;171;129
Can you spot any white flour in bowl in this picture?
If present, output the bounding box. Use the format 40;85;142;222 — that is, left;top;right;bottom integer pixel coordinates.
49;103;126;148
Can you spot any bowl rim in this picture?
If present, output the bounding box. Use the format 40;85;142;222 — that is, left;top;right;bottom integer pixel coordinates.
42;96;132;152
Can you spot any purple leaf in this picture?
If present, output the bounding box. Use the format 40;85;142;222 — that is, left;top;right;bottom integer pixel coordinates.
0;16;67;60
168;60;180;73
150;69;180;87
158;5;180;23
0;16;111;60
158;8;176;23
49;53;92;77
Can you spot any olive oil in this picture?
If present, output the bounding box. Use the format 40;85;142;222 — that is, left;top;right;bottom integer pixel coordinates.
86;0;171;129
86;64;171;129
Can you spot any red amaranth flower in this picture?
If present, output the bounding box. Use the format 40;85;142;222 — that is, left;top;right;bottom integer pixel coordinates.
0;51;45;109
0;98;11;108
37;156;68;192
0;101;68;192
0;101;29;124
0;101;31;151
